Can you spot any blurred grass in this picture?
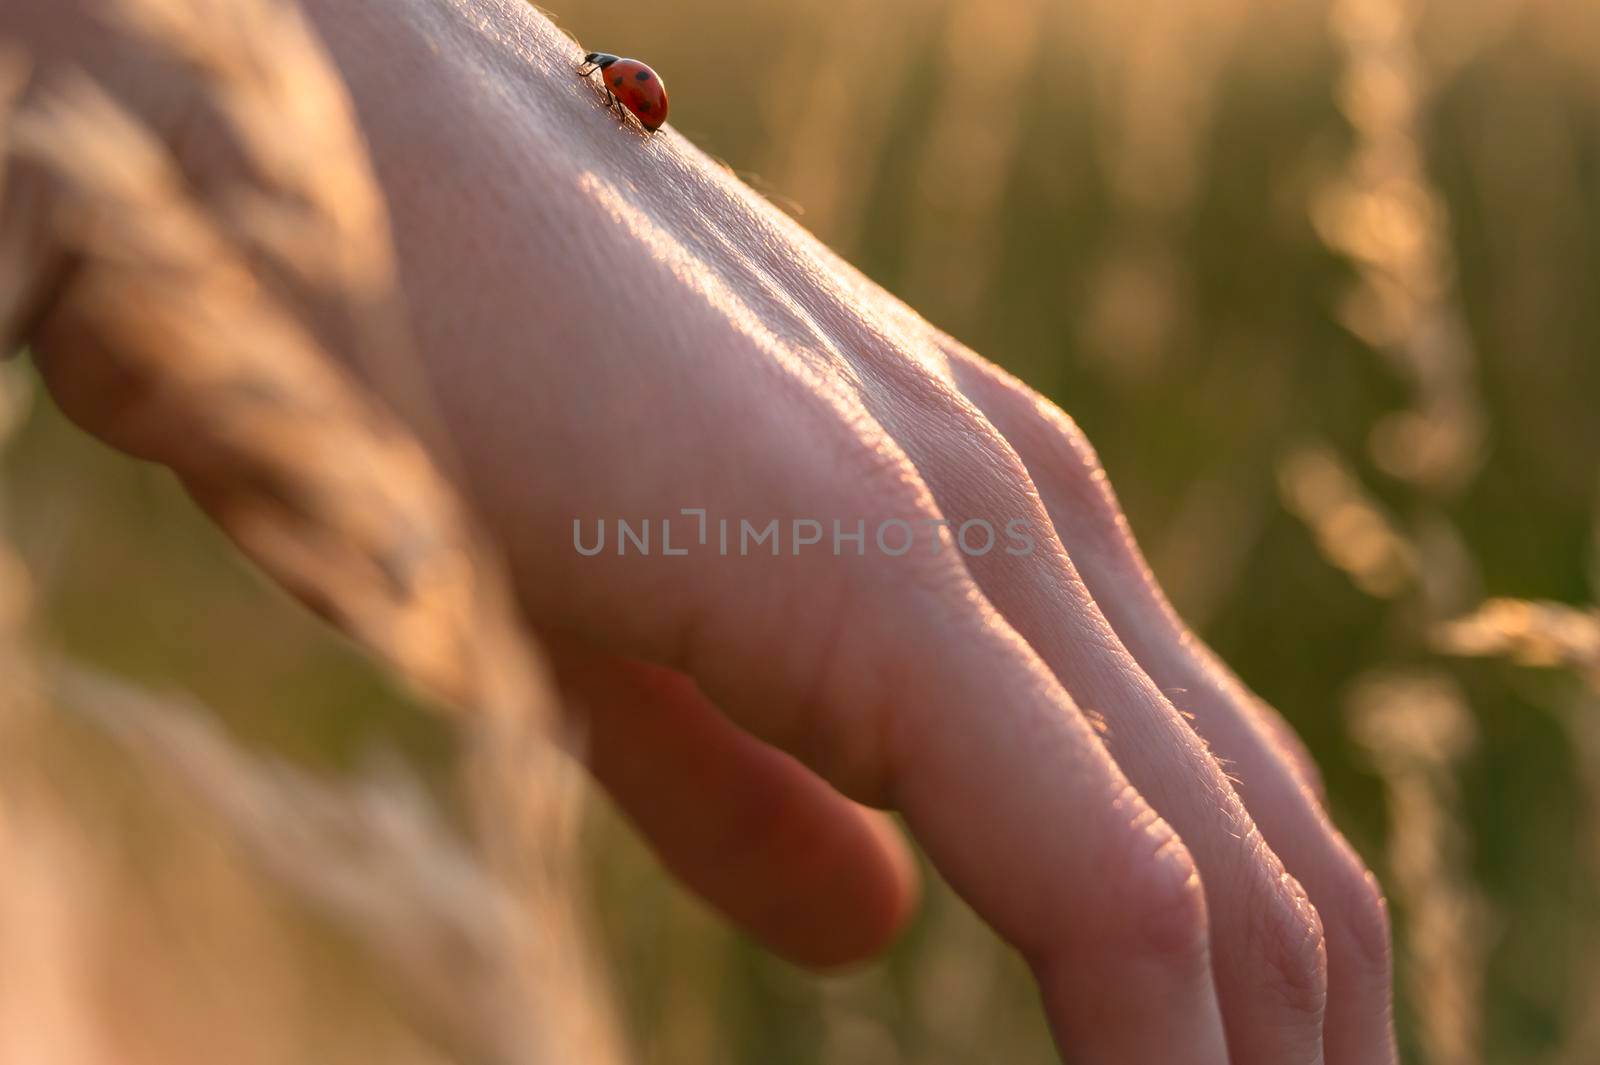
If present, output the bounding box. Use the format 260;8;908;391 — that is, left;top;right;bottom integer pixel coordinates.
6;0;1600;1061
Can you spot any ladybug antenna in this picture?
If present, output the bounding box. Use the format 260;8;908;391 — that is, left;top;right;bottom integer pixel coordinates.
583;52;620;69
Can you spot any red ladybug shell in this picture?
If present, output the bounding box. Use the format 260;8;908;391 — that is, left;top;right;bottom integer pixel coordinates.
602;59;668;131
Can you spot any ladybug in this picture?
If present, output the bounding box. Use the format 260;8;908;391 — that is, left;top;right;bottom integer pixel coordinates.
577;52;669;133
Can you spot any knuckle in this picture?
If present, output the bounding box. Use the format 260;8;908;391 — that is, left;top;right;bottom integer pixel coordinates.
1323;854;1394;978
941;340;1108;495
1255;870;1330;1021
771;370;937;528
984;380;1127;530
1037;401;1096;467
1104;808;1212;969
863;354;1069;572
1011;386;1100;482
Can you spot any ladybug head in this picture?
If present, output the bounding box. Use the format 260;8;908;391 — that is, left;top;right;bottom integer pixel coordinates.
583;52;621;69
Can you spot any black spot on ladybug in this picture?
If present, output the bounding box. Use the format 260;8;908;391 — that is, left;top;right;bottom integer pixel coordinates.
637;99;653;112
636;70;652;81
613;77;623;87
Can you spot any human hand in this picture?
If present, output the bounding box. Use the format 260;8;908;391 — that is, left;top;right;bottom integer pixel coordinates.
10;0;1398;1060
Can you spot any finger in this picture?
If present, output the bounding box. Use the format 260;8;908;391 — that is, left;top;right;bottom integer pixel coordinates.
820;568;1234;1065
748;392;1233;1060
854;347;1330;1064
547;638;918;969
946;346;1397;1065
565;377;1235;1061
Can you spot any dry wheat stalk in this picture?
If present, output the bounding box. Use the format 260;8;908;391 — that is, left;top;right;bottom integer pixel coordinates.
1434;595;1600;1064
10;71;518;713
1316;0;1487;500
0;0;626;1060
101;0;447;437
1349;671;1489;1065
1285;0;1495;1061
1310;4;1600;1059
45;665;608;1065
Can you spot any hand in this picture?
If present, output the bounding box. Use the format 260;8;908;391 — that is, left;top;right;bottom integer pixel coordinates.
11;0;1398;1060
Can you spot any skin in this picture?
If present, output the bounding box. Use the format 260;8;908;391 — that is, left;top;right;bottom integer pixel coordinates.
2;0;1398;1061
